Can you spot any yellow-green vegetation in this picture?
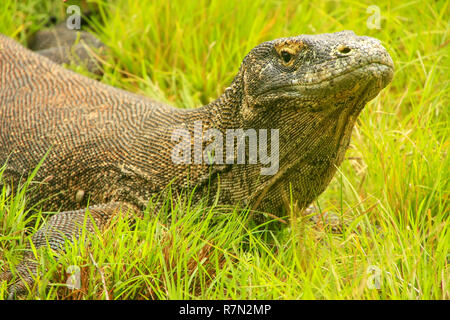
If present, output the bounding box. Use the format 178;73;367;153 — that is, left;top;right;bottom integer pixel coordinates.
0;0;448;299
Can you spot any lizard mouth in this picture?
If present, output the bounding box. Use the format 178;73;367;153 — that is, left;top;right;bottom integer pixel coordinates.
257;61;394;103
288;61;393;88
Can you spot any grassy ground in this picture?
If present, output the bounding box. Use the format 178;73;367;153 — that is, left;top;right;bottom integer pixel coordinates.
0;0;448;299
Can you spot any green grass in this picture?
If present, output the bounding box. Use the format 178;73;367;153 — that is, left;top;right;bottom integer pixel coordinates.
0;0;448;299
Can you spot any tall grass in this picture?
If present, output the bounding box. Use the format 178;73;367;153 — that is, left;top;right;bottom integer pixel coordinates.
0;0;448;299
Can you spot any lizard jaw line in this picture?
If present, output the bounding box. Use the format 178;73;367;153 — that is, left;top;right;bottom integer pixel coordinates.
260;61;393;98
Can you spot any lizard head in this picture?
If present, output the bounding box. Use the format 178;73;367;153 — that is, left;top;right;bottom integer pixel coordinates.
227;31;394;212
240;30;393;113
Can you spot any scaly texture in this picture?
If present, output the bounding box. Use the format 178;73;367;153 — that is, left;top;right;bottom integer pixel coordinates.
28;22;107;75
0;30;393;296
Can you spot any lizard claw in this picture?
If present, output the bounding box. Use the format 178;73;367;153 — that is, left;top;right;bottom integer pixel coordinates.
304;205;347;233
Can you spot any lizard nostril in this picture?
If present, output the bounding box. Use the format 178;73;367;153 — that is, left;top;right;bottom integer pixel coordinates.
338;45;351;54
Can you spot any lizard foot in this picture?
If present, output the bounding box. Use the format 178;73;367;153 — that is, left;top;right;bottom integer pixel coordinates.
1;202;134;298
303;205;348;234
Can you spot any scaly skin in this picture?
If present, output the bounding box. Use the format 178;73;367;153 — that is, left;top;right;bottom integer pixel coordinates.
28;22;107;75
0;30;393;296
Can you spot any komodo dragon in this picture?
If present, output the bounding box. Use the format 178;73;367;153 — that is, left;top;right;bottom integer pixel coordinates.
0;30;393;296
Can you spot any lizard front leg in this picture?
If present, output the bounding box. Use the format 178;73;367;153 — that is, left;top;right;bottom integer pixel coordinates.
0;202;136;298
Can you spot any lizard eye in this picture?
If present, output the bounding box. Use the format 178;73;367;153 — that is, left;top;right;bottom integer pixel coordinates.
280;49;294;64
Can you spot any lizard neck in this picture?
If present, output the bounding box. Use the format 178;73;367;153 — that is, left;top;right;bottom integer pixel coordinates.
189;71;282;208
200;69;246;131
